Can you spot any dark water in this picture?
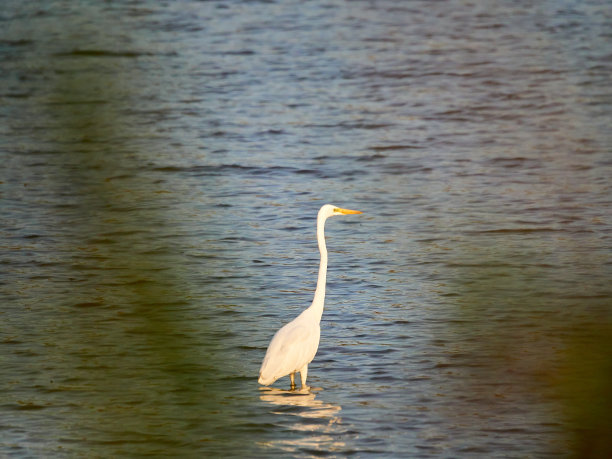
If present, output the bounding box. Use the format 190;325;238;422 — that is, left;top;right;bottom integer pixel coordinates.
1;0;611;457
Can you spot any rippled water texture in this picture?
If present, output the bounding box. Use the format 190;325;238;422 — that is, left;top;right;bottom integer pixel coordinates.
1;0;611;457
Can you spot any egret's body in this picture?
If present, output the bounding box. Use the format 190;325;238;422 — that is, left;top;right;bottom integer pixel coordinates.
258;204;362;390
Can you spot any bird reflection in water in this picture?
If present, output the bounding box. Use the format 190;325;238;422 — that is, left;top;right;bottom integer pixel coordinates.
259;387;345;454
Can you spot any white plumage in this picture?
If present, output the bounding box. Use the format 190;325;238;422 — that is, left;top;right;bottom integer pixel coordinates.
258;204;362;390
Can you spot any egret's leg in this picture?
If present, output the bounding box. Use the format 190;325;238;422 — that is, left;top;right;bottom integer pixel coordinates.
299;364;309;390
290;372;296;390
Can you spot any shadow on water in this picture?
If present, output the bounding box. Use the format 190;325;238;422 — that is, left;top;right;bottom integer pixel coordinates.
439;235;612;457
1;9;227;457
258;387;345;456
553;324;612;459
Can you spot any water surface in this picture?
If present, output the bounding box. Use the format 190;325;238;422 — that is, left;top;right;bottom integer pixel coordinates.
1;0;611;457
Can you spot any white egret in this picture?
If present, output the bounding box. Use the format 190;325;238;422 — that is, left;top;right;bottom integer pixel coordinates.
258;204;362;390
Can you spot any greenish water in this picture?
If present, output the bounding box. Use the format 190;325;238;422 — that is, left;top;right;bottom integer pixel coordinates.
1;0;611;457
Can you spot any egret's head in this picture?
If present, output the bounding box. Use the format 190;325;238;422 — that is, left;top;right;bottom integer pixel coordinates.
319;204;363;219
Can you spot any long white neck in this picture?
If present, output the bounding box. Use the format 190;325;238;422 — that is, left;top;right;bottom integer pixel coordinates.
310;212;328;321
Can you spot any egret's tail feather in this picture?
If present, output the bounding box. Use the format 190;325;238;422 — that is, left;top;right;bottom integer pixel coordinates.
258;373;276;386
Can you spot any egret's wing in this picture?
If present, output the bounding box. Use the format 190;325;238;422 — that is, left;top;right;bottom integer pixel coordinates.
259;320;319;384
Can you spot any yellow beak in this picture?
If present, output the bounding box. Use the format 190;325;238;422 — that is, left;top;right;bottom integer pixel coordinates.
335;207;363;215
